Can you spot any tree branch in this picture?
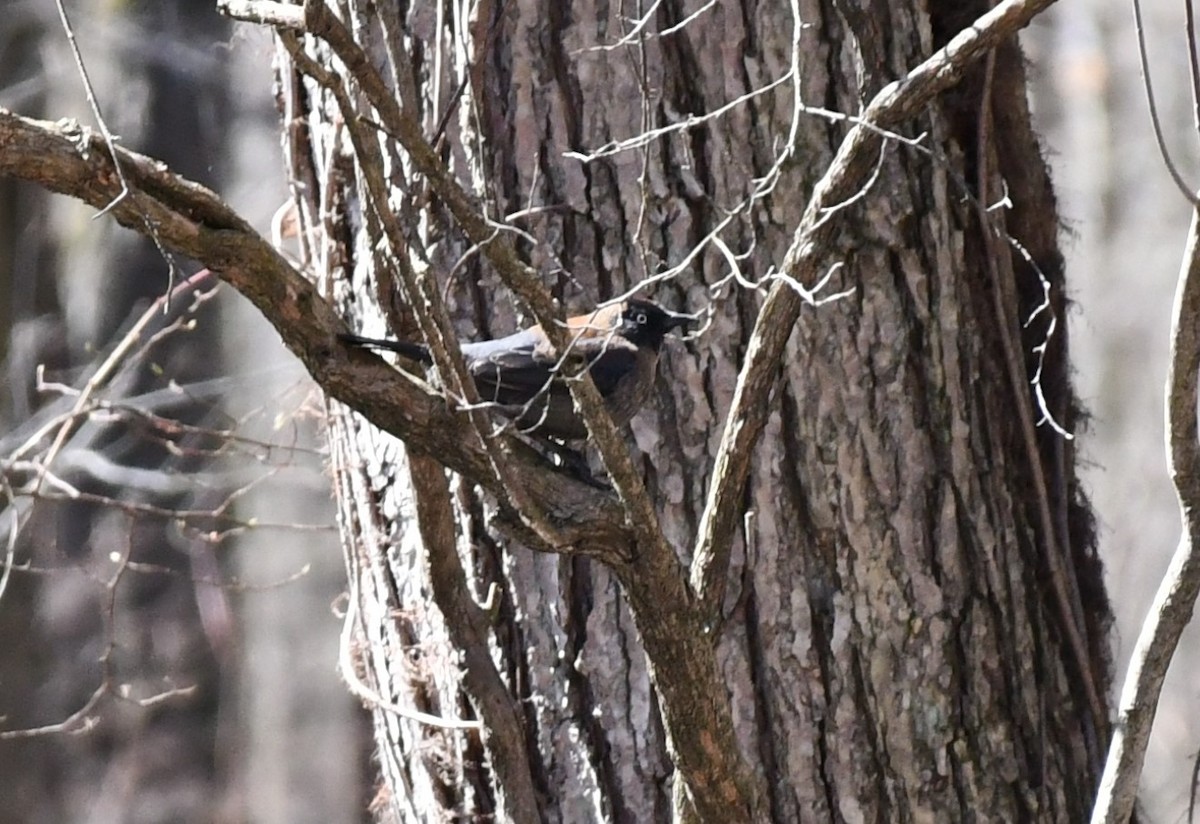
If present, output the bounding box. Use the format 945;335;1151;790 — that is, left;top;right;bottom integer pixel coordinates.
691;0;1063;615
0;108;628;556
1091;206;1200;824
408;454;542;824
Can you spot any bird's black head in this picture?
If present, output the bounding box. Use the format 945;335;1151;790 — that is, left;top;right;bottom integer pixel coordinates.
618;299;691;349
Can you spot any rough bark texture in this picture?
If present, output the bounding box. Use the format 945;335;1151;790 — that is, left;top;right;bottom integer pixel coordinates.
291;0;1110;822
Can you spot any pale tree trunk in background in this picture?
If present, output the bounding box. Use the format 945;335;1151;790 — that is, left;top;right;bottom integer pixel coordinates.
221;26;369;824
290;0;1114;822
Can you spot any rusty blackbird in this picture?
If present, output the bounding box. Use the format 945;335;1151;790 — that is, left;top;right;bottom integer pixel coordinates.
340;298;689;440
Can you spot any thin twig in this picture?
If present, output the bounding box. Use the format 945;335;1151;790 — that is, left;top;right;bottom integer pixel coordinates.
1130;0;1200;205
0;475;21;606
1189;744;1200;824
54;0;182;300
336;571;483;730
32;272;217;496
1091;207;1200;823
1185;0;1200;136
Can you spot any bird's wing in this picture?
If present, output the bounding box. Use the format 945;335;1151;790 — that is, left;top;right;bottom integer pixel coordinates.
464;331;557;404
465;332;637;401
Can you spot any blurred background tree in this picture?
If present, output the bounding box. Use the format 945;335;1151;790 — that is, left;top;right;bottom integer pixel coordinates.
0;3;366;823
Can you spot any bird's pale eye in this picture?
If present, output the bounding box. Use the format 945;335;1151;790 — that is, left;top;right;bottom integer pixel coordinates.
636;313;647;324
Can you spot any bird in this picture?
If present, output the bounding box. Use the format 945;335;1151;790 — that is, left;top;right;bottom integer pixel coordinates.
339;298;690;440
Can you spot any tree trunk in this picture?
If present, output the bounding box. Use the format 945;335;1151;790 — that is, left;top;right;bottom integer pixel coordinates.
288;0;1110;820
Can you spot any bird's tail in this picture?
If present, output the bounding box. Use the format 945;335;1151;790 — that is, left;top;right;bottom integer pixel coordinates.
339;333;432;363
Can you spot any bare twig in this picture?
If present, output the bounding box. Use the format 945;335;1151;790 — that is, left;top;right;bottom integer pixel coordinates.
1185;0;1200;137
54;0;182;297
1189;744;1200;824
0;476;21;605
564;71;794;163
8;486;332;537
336;568;483;731
1130;0;1200;205
32;271;218;497
1091;206;1200;823
1011;235;1074;438
0;681;107;739
53;0;123;215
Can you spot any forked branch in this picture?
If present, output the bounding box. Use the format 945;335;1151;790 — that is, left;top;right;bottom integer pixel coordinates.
691;0;1063;614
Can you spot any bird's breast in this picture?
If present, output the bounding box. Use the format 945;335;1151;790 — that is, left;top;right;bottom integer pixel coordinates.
601;347;660;428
